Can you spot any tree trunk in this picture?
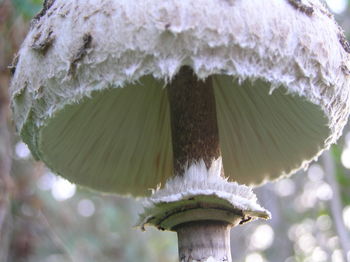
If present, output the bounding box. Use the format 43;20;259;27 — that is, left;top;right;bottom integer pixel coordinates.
0;80;12;262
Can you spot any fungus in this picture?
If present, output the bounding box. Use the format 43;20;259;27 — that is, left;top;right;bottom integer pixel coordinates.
10;0;350;261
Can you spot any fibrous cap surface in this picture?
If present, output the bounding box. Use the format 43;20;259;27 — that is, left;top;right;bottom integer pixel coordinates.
10;0;350;196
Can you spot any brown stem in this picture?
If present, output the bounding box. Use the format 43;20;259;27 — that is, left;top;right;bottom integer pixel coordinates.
175;221;232;262
167;67;231;261
167;66;220;176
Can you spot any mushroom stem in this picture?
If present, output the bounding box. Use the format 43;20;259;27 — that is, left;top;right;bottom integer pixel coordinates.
167;66;220;176
175;221;232;262
167;67;232;261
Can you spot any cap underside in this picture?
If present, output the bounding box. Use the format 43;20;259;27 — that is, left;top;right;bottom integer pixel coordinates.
37;75;329;196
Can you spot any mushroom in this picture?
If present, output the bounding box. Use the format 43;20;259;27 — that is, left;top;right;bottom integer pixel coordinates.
10;0;350;261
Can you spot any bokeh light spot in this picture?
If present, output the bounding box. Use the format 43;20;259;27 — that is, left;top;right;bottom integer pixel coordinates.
246;253;264;262
316;182;333;201
51;177;76;201
250;224;274;250
297;233;316;254
326;0;348;14
312;247;328;262
308;164;324;181
332;249;344;262
341;147;350;169
328;237;340;250
15;141;31;159
343;206;350;229
77;199;96;217
316;215;332;231
37;172;56;191
274;178;295;197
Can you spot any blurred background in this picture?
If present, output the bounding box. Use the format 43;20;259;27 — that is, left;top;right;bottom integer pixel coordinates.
0;0;350;261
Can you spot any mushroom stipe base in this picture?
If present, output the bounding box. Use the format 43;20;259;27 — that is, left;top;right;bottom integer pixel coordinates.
139;161;270;262
175;221;232;262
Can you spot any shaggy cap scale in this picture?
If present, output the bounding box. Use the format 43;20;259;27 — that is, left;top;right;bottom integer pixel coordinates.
10;0;350;196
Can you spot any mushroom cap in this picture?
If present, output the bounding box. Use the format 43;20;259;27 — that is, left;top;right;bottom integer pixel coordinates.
11;0;350;196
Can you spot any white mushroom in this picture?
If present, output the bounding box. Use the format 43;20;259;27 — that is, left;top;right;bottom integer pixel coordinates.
10;0;350;261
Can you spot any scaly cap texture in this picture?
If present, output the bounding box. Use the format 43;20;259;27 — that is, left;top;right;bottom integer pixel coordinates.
10;0;350;196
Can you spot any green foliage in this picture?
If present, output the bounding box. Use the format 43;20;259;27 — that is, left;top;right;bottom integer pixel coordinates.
12;0;43;19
